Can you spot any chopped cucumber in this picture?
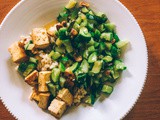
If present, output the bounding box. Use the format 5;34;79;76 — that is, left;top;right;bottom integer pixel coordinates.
103;56;113;62
47;82;57;97
65;0;77;9
62;40;73;53
23;63;36;77
101;85;113;94
115;40;129;48
66;62;79;72
91;60;103;74
51;68;61;83
114;60;126;71
78;27;91;42
88;52;97;63
59;62;66;72
104;23;115;32
59;77;66;88
100;32;113;41
29;57;38;64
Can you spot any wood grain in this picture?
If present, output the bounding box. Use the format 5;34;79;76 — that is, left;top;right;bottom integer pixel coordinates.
0;0;160;120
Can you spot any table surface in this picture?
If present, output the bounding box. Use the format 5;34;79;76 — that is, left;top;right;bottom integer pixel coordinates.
0;0;160;120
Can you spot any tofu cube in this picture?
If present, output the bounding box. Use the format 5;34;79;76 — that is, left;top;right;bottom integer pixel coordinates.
30;88;40;102
48;99;67;118
47;25;57;36
32;28;50;49
38;93;50;109
8;42;27;63
25;70;38;86
57;88;73;106
38;71;51;92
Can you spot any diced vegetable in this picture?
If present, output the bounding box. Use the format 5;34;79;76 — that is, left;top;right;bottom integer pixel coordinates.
29;57;38;64
101;85;113;94
47;82;57;97
65;0;77;9
51;68;61;83
78;27;91;42
88;52;97;63
59;62;66;72
59;77;66;88
104;23;115;32
84;94;95;105
23;63;36;77
91;60;103;74
114;60;126;71
103;56;113;62
59;27;69;40
62;40;73;53
115;40;129;48
100;32;113;41
66;62;79;72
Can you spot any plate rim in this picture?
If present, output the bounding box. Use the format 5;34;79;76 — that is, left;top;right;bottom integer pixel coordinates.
0;0;148;119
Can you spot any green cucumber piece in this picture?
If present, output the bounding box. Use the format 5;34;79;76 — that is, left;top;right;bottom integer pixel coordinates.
100;32;113;41
91;60;103;74
23;63;36;77
47;82;57;97
65;0;77;9
103;56;113;62
88;52;97;63
115;40;129;48
62;40;73;53
104;23;115;32
101;85;113;94
59;62;66;72
84;94;95;105
114;60;126;71
59;77;66;88
29;57;38;64
78;27;91;42
67;62;79;72
51;68;61;83
59;27;68;40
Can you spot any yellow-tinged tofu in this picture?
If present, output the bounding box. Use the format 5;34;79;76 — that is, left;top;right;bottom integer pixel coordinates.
38;71;51;92
57;88;73;106
8;42;27;63
38;93;50;109
25;70;38;86
30;88;40;102
32;28;50;49
48;99;67;118
47;25;57;36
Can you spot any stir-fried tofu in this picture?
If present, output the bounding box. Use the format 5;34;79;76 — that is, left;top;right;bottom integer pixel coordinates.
38;71;51;92
48;99;67;118
32;28;50;49
38;93;50;109
8;42;27;63
30;88;40;102
57;88;73;106
25;70;38;86
47;25;57;37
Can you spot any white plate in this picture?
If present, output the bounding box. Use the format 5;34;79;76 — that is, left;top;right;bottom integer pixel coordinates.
0;0;148;120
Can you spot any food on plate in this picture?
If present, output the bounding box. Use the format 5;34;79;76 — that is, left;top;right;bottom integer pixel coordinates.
8;0;128;118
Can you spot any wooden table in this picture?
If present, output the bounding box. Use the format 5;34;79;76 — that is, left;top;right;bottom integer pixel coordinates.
0;0;160;119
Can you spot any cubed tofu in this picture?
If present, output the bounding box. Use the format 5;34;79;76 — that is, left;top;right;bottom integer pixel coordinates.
30;88;40;102
47;25;57;36
8;42;27;63
38;93;50;109
25;70;38;86
57;88;73;106
48;99;67;118
32;28;50;49
38;71;51;92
